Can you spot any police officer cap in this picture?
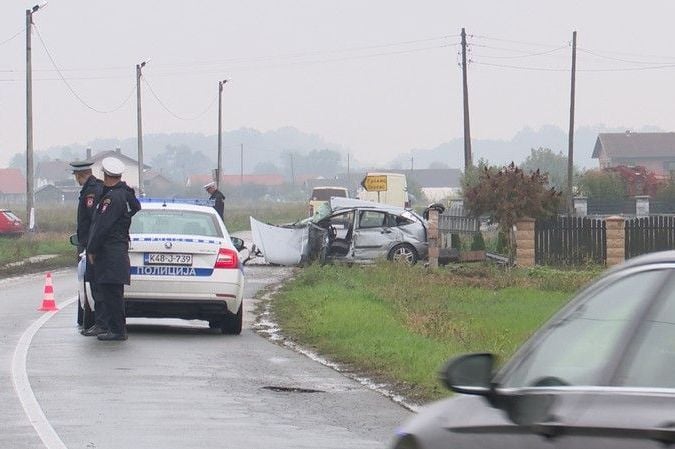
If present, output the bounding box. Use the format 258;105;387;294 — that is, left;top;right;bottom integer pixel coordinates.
101;157;125;177
204;181;216;190
70;160;94;173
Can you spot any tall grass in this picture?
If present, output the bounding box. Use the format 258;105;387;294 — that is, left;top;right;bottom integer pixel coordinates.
271;262;601;403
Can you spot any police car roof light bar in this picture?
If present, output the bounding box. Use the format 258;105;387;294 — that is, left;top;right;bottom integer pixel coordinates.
140;197;216;207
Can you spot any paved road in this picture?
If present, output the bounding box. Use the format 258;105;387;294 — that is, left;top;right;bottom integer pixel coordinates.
1;265;412;449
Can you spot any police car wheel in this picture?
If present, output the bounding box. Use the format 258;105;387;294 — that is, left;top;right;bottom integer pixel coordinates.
220;303;243;335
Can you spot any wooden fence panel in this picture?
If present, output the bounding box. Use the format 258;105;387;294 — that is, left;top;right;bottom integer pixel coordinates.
535;217;606;266
625;215;675;259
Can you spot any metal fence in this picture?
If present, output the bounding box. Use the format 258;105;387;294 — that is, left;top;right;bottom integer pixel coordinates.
625;215;675;259
535;216;606;266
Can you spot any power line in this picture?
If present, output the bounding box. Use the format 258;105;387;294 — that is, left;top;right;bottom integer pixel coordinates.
470;45;569;60
142;76;218;121
0;27;24;47
472;59;675;72
33;24;136;113
577;47;675;65
469;34;565;49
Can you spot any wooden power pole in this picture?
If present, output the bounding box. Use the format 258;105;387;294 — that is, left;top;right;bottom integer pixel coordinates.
461;27;473;172
567;31;577;215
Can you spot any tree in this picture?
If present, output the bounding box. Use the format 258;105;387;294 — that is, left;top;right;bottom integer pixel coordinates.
150;144;214;182
577;169;626;200
520;147;577;191
464;162;562;254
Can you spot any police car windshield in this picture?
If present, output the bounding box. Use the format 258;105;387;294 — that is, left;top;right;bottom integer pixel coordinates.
130;210;223;237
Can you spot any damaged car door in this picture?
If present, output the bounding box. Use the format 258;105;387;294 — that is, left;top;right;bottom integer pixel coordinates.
352;210;400;261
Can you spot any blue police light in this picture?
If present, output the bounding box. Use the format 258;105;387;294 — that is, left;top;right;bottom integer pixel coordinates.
140;197;216;207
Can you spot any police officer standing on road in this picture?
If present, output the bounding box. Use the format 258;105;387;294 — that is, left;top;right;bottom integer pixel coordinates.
204;181;225;220
87;157;141;341
70;159;106;334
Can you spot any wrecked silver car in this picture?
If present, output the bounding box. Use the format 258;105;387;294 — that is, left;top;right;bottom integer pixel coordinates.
250;197;428;266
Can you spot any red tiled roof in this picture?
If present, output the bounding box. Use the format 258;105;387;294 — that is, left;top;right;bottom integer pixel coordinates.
0;168;26;194
220;174;285;186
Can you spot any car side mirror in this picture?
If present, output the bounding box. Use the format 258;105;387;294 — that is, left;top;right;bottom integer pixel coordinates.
230;236;246;252
440;353;495;395
69;234;79;246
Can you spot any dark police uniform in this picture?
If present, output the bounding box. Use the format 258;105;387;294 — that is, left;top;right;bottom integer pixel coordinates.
76;174;104;253
210;189;225;219
205;182;225;219
87;175;141;341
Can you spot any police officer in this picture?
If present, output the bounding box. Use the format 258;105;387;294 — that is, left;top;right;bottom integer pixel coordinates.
204;181;225;220
87;157;141;341
70;159;107;335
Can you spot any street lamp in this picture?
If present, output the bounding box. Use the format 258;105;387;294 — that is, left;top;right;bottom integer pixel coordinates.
25;3;45;230
136;59;149;195
217;79;228;190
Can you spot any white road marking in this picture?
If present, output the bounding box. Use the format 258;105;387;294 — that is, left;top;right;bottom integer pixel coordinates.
11;296;77;449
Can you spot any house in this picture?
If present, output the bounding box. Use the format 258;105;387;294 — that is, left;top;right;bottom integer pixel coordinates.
80;148;151;190
36;159;72;186
0;168;26;203
143;170;174;196
186;173;286;189
592;132;675;175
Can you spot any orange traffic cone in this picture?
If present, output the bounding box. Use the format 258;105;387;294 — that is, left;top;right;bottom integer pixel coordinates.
38;272;59;311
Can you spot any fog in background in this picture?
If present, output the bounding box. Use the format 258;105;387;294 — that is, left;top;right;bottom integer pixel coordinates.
2;0;675;171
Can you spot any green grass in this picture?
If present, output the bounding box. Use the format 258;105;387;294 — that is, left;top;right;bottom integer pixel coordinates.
271;262;601;402
224;202;307;232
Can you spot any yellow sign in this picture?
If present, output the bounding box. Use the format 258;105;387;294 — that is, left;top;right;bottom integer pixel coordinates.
361;175;388;192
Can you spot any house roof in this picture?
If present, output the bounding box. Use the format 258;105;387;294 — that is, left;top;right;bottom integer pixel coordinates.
221;174;285;186
36;159;72;181
90;150;151;169
592;132;675;159
0;168;26;194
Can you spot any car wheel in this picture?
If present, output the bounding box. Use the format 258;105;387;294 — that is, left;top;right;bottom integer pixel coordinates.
77;295;84;326
221;302;243;335
388;244;418;266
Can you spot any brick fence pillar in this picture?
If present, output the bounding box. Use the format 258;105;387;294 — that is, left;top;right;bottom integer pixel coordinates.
605;215;625;267
515;217;536;267
427;209;439;268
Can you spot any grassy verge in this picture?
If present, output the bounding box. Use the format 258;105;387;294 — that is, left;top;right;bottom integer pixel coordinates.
225;202;306;232
270;262;602;403
0;232;75;276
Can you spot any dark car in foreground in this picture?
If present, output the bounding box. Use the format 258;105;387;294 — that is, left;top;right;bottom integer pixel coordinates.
391;251;675;449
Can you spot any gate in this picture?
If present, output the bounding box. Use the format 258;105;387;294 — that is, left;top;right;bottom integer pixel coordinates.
535;216;606;266
625;216;675;259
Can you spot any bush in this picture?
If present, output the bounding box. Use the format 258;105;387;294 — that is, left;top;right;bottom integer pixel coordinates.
470;232;486;251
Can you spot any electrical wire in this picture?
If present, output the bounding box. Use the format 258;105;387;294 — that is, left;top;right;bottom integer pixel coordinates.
470;45;569;60
577;47;675;65
0;27;24;47
151;34;459;69
470;34;565;49
33;24;136;113
472;59;675;72
142;76;218;121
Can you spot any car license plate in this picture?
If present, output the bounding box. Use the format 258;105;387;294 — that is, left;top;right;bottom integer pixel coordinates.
144;253;193;266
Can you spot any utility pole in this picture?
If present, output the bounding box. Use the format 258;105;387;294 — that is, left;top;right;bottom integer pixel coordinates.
217;79;228;190
290;153;295;186
240;143;244;187
136;60;148;195
410;156;414;172
25;5;42;229
461;27;473;172
347;153;351;195
567;31;577;215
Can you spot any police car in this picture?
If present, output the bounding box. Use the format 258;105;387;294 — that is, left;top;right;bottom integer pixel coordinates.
77;198;245;334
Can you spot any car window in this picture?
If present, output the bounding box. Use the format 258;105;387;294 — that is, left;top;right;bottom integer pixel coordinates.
130;210;223;237
359;211;386;228
3;211;20;221
387;214;413;227
501;269;667;388
312;188;347;201
618;273;675;388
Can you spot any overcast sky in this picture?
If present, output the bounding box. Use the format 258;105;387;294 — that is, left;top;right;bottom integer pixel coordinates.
2;1;675;168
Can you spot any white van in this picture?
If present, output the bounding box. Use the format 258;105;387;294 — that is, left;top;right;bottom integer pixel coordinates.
357;172;410;208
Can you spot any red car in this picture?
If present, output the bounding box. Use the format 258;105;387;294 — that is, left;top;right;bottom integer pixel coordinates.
0;209;24;235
